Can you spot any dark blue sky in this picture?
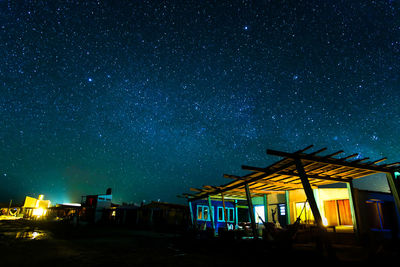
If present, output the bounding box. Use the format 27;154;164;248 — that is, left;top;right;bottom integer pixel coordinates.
1;0;399;205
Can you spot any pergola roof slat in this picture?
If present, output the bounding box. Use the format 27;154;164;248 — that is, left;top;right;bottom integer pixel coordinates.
184;146;398;201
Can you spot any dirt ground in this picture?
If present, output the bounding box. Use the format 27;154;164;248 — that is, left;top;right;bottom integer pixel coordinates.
0;219;399;266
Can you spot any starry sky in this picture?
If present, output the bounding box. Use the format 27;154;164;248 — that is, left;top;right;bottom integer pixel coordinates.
1;0;400;205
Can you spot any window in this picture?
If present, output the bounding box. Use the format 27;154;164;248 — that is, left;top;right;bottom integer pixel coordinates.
323;199;352;226
218;207;224;222
197;206;203;220
197;205;214;221
279;204;286;216
254;206;265;224
216;207;234;222
226;208;234;222
295;202;314;224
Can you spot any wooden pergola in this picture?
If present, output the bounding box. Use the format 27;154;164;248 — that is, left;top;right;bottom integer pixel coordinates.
183;145;400;237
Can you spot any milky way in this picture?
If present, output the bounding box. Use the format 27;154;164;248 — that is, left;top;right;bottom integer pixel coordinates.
1;1;399;204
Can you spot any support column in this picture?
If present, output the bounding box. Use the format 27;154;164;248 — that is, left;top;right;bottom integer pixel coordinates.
295;158;323;228
263;194;268;223
234;199;238;228
7;199;12;216
245;183;258;238
207;196;215;235
346;180;359;239
188;201;195;226
221;193;228;229
387;172;400;220
285;191;291;225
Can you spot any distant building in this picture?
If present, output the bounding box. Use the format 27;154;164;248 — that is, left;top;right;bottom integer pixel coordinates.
81;188;114;223
114;201;190;232
22;194;51;219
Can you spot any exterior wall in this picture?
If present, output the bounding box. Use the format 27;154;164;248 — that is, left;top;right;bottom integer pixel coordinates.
264;193;286;225
81;193;112;223
355;190;400;239
189;188;400;239
23;196;38;208
22;196;51;219
191;199;236;233
96;194;112;209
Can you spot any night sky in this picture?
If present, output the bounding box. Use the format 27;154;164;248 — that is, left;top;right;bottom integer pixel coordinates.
1;1;400;205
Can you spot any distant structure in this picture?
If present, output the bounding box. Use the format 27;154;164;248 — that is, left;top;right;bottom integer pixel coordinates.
81;188;113;223
22;194;51;218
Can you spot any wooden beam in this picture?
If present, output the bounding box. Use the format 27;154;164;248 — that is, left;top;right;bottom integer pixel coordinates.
188;201;195;226
277;170;352;183
263;194;268;223
347;180;359;240
385;162;400;167
242;165;272;173
309;147;327;156
207;196;215;235
323;150;344;158
368;157;387;165
285;191;291;225
221;193;228;230
386;172;400;221
223;174;242;179
245;183;258;239
340;153;359;160
267;149;393;173
228;188;284;195
350;157;370;163
190;188;204;192
227;175;309;189
190;161;297;200
294;158;323;228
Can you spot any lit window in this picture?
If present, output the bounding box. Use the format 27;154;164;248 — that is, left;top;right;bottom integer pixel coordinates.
196;205;214;221
197;206;203;220
279;204;286;216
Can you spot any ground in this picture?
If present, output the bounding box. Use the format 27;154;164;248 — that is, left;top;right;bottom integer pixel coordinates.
0;219;399;266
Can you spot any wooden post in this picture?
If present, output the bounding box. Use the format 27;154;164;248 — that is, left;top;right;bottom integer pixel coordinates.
7;199;12;216
245;183;258;238
207;196;215;235
263;194;268;223
387;172;400;221
285;191;291;225
234;199;238;228
295;158;323;228
346;180;360;240
221;193;228;229
188;201;195;226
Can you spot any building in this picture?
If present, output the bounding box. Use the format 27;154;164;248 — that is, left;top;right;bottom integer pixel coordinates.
22;194;51;219
115;201;190;232
184;145;400;242
81;188;114;223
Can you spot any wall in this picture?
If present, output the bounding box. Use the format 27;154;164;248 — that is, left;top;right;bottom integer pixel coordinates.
191;199;236;233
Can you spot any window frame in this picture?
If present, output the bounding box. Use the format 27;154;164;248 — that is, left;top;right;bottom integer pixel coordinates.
217;207;224;222
197;205;215;221
226;207;235;223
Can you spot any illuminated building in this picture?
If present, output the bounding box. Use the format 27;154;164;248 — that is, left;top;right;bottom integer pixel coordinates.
22;194;51;219
184;146;400;241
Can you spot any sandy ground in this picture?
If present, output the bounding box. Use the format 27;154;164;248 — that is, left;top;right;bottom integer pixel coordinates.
0;219;399;266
